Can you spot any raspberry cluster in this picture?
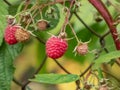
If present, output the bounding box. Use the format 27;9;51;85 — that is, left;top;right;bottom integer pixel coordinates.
4;25;30;45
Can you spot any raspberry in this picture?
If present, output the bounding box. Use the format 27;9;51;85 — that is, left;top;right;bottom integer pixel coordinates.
4;25;20;45
46;36;68;59
6;15;16;25
75;43;88;55
15;28;30;42
37;19;50;30
99;85;109;90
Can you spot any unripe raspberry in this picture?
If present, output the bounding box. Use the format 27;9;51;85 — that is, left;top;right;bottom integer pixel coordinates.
37;19;50;30
15;28;30;42
99;85;109;90
76;43;88;55
46;36;68;59
6;15;16;25
4;25;20;45
84;82;91;90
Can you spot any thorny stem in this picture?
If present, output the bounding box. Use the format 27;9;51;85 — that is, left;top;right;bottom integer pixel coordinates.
88;0;120;50
73;2;113;78
89;0;120;67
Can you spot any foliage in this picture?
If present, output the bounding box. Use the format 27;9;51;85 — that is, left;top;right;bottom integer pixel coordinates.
0;0;120;90
30;74;79;84
0;2;8;46
93;51;120;69
0;42;23;90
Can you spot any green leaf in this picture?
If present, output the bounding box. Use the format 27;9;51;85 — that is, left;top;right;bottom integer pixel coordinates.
0;2;8;46
93;51;120;69
71;0;95;31
0;42;23;90
30;74;79;84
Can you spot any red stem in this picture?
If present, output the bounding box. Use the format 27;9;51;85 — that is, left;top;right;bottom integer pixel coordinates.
88;0;120;50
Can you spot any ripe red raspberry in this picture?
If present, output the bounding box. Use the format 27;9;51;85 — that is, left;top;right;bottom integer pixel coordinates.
46;36;68;59
4;25;20;45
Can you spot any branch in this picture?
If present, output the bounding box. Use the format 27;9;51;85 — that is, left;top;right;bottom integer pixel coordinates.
36;37;45;44
54;59;71;74
23;0;31;11
60;0;75;33
3;0;11;6
74;12;101;38
13;78;23;86
88;0;120;50
80;63;94;77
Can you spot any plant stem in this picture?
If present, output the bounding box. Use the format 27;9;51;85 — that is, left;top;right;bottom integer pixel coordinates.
98;68;104;79
54;59;71;74
75;80;80;90
68;22;80;43
74;12;101;38
23;0;30;11
13;78;23;86
3;0;11;6
80;63;94;77
60;0;75;33
88;0;120;50
102;69;120;82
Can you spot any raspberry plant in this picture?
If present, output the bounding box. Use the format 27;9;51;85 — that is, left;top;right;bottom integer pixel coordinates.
1;0;120;90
